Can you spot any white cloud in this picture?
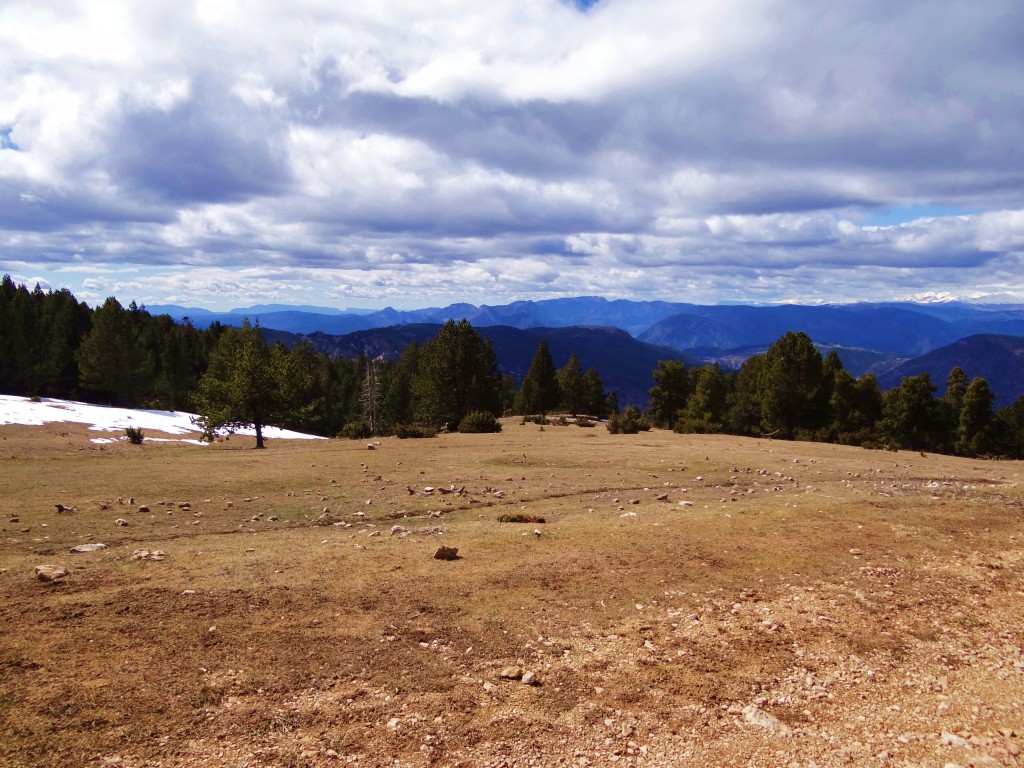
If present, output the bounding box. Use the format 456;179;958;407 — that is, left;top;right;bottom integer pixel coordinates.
0;0;1022;308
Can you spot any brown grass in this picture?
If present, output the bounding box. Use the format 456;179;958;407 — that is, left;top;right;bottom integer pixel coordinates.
1;421;1023;767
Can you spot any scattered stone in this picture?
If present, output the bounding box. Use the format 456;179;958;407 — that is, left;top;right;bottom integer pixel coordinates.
390;525;407;535
367;444;376;450
500;666;524;680
69;543;108;553
521;670;539;686
137;505;150;513
35;564;69;582
115;518;129;526
268;515;279;522
433;545;459;560
54;503;76;514
368;530;381;537
742;704;792;736
131;549;167;561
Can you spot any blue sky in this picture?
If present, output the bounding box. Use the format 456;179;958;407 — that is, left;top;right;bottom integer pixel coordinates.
1;0;1023;310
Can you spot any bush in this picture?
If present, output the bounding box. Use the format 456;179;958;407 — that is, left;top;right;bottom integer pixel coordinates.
575;417;595;428
497;513;546;523
394;422;439;439
124;426;145;444
519;414;549;425
458;411;502;433
606;406;651;434
340;421;372;440
29;395;42;403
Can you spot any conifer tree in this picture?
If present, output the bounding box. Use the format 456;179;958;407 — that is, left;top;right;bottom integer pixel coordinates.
76;297;155;406
192;320;284;448
516;338;560;415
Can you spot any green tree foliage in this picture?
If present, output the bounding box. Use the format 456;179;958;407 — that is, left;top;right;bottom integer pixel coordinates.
677;364;727;434
556;353;587;416
0;277;92;398
582;368;609;417
458;410;502;433
606;405;651;434
192;321;286;448
647;360;689;430
76;297;155;406
758;331;827;440
382;342;420;429
726;355;764;435
414;319;502;431
995;396;1024;459
956;377;996;456
879;373;944;451
829;371;883;445
515;338;560;415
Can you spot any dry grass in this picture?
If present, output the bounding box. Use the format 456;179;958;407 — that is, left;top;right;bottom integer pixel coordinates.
1;420;1023;767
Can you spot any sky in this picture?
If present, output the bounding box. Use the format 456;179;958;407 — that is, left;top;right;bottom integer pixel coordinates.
1;0;1023;311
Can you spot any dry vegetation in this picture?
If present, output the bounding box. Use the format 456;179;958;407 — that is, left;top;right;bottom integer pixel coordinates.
1;420;1023;768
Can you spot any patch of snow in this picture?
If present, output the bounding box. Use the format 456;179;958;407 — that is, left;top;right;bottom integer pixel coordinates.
0;395;325;443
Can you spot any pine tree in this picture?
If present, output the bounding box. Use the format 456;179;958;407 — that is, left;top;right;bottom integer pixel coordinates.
414;320;502;431
647;360;689;430
678;364;727;433
191;320;284;448
556;353;587;416
956;377;995;456
516;339;560;415
758;331;826;440
76;297;155;406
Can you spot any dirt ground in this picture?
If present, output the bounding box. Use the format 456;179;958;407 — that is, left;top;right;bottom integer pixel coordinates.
1;420;1022;768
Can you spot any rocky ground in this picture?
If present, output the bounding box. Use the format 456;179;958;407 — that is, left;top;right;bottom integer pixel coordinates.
1;424;1022;767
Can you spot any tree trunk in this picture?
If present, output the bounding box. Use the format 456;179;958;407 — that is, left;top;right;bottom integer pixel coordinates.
254;421;265;449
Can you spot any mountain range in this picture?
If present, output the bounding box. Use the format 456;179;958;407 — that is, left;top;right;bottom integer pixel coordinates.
151;297;1024;409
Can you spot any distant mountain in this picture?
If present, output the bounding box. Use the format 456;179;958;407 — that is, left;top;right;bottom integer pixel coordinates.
639;304;959;356
876;334;1024;409
148;297;1024;362
273;324;699;409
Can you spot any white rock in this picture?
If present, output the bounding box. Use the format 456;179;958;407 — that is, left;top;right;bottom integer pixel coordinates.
35;564;69;582
69;543;107;553
742;704;792;736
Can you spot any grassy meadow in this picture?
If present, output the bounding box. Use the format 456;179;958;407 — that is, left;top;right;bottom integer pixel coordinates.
1;420;1023;767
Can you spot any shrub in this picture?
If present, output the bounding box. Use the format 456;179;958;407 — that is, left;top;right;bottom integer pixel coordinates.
606;406;651;434
340;421;372;440
458;411;502;433
394;422;439;439
29;395;42;403
575;417;595;428
124;426;145;444
555;415;569;426
497;513;546;523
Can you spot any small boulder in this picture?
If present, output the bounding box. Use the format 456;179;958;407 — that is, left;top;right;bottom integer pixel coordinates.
115;518;129;526
137;505;150;513
500;666;524;680
742;704;792;736
35;564;69;582
69;543;108;553
433;545;459;560
521;671;539;686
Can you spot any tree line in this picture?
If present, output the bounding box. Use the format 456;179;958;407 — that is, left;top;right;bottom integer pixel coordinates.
0;277;608;443
645;331;1024;459
2;277;1022;457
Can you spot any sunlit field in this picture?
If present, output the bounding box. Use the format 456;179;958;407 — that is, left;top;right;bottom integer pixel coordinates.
2;419;1023;767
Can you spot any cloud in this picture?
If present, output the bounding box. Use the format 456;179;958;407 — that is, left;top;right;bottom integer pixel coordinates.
1;0;1023;308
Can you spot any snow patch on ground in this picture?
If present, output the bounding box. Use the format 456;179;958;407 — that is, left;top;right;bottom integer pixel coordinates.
0;395;325;443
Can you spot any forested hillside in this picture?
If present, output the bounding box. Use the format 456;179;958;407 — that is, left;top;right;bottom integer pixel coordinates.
3;276;1023;458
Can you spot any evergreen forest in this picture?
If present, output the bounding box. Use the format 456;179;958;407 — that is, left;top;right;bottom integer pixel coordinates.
2;276;1023;458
